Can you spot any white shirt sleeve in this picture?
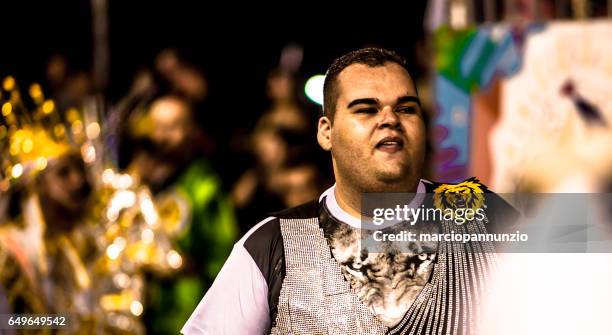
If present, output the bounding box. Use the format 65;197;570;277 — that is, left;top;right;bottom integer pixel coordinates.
180;244;271;335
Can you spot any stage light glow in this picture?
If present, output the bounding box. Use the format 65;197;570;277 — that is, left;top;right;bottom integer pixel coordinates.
166;250;183;269
106;244;121;260
42;100;55;114
11;164;23;178
304;74;325;106
141;228;154;244
102;169;114;184
130;301;143;316
35;157;47;170
86;122;101;139
2;102;12;116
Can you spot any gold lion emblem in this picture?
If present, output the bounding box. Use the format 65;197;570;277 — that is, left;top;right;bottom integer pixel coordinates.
433;177;487;212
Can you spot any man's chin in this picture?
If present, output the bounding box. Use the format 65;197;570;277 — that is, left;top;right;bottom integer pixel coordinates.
374;168;419;186
374;175;406;188
376;167;405;180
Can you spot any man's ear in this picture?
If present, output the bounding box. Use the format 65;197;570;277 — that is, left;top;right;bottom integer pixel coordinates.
317;116;332;151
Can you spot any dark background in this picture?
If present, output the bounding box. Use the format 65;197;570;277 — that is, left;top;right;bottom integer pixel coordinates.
1;1;429;184
1;1;428;123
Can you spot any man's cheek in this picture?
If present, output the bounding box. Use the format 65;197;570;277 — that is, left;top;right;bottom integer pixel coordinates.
330;129;345;151
407;128;426;151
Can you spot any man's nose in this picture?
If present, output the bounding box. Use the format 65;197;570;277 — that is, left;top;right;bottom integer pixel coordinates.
378;106;400;129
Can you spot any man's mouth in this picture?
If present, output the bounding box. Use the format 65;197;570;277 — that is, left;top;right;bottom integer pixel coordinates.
375;136;404;153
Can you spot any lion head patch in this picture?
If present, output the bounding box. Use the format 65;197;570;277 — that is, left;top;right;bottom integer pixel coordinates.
433;177;487;212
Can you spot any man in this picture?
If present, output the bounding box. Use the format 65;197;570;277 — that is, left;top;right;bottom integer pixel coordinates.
128;95;238;334
182;48;512;335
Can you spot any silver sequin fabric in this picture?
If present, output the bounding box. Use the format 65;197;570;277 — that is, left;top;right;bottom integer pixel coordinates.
270;216;497;335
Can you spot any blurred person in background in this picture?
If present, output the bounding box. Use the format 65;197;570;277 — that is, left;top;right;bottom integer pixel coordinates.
271;152;328;208
155;49;208;103
257;69;310;133
126;94;238;335
231;124;330;233
0;75;102;333
0;151;93;310
478;126;612;335
0;75;165;334
115;48;212;174
231;64;323;233
45;54;93;112
0;142;101;333
231;125;287;233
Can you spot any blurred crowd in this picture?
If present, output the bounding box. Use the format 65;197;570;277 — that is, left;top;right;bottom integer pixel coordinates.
0;47;332;334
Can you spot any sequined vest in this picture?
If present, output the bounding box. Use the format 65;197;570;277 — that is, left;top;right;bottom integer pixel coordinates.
270;218;387;335
270;215;497;335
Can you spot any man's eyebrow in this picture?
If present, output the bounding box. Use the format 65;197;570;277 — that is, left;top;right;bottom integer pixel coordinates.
347;98;379;109
397;95;421;106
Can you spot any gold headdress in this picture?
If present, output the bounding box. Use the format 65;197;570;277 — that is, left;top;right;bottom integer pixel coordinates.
0;75;101;191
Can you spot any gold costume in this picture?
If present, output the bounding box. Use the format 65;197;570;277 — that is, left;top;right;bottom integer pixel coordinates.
0;76;184;334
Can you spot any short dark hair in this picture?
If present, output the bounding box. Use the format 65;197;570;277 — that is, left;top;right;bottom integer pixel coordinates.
323;48;410;121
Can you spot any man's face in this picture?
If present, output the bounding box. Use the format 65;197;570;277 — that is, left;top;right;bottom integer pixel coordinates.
39;153;91;214
318;62;425;192
150;98;192;154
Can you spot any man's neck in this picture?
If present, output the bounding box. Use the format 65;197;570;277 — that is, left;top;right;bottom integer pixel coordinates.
333;179;421;221
333;182;362;220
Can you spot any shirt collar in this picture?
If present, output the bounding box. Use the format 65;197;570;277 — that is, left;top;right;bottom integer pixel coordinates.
319;180;428;229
